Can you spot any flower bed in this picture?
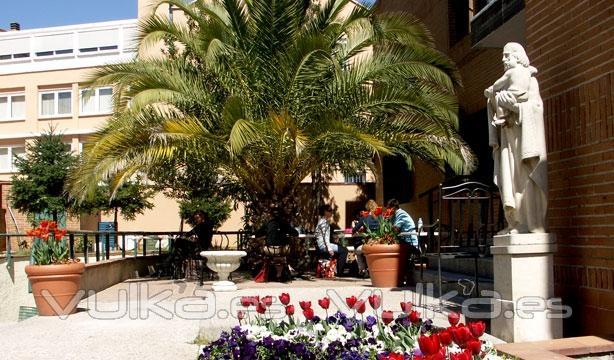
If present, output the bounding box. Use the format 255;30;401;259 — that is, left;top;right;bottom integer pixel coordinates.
199;294;500;360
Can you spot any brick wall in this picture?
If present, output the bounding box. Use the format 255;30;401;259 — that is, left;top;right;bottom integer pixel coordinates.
451;38;502;115
526;0;614;337
1;183;81;250
378;0;450;52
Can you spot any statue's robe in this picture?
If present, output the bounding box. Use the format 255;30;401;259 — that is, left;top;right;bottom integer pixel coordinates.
488;75;548;233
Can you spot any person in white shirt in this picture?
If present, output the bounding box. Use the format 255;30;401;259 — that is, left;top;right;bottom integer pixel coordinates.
315;204;348;277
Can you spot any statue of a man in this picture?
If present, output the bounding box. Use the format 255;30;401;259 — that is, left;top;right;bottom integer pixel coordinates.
485;42;548;234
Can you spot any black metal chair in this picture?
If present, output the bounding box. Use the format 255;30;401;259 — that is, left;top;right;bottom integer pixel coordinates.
426;181;496;301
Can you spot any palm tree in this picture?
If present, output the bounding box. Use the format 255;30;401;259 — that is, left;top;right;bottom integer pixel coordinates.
68;0;474;226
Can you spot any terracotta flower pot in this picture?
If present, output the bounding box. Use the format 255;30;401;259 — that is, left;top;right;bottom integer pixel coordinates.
25;262;85;316
362;244;408;288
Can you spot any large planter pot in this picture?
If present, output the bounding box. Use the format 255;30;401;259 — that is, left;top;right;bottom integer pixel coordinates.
362;244;408;288
25;262;85;316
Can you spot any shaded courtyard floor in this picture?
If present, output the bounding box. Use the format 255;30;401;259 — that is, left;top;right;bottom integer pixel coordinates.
0;276;505;359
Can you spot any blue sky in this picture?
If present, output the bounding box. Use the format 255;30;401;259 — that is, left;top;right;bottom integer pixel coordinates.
1;0;377;31
0;0;137;30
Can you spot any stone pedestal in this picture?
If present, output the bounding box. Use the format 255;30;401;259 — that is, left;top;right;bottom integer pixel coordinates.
200;251;247;292
490;233;563;343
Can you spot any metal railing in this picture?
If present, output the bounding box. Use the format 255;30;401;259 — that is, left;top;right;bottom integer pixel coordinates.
1;230;250;264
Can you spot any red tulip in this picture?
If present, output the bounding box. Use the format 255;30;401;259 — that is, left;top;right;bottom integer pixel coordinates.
400;301;412;313
251;296;260;306
448;311;460;326
40;220;49;228
303;307;315;320
418;334;441;355
381;310;394;325
466;339;482;355
383;208;395;218
468;321;486;338
374;207;383;217
355;299;366;314
368;294;381;310
378;353;404;360
450;350;472;360
299;301;312;311
285;305;295;316
438;329;452;346
346;296;357;309
256;303;266;314
430;350;446;360
279;293;290;305
450;325;473;347
409;310;420;324
54;229;67;240
237;310;245;320
261;295;273;307
360;210;369;218
318;297;330;310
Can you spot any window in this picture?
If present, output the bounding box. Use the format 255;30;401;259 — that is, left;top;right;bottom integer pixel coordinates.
39;89;72;117
0;37;31;61
344;171;367;184
77;29;119;54
80;87;113;115
0;145;26;173
0;93;26;120
33;33;75;58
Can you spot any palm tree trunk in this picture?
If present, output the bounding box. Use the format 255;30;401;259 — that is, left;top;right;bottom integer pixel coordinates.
113;208;118;232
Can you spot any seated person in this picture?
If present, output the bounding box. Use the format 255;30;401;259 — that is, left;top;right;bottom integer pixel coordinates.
186;210;214;251
256;207;298;250
387;199;418;248
351;199;380;278
255;207;298;280
315;204;348;277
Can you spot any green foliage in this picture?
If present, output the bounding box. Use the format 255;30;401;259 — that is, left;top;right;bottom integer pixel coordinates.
68;0;475;227
31;237;70;265
73;179;155;222
147;156;235;228
179;196;232;228
27;221;70;265
10;128;76;222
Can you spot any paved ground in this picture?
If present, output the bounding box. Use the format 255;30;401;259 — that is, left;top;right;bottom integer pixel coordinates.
1;276;505;360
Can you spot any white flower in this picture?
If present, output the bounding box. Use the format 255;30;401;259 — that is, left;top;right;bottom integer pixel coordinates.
314;323;325;332
336;325;348;336
325;328;339;342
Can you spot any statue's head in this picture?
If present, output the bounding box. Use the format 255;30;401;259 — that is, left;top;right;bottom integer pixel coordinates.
502;42;530;70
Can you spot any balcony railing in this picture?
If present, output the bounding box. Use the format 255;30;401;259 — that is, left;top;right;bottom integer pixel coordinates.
471;0;525;45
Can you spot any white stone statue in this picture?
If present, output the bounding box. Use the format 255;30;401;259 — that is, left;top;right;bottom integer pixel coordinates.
485;42;548;234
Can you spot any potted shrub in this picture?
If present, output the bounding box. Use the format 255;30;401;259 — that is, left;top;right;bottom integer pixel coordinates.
361;207;408;287
24;220;85;316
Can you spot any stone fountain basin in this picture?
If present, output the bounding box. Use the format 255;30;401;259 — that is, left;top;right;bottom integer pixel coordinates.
200;250;247;291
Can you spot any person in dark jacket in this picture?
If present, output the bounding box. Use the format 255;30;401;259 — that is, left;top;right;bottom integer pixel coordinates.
187;210;214;251
255;207;299;281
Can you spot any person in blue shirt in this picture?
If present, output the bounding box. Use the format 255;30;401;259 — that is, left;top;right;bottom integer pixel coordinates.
387;199;418;247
